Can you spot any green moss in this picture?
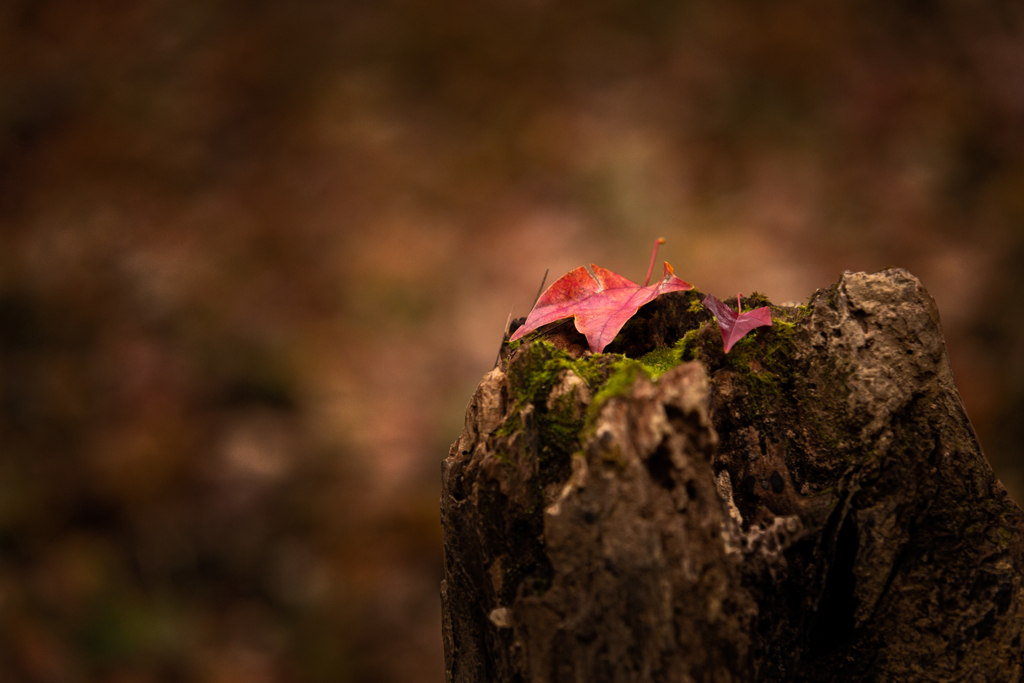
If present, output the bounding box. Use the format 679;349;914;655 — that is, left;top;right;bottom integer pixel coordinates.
759;321;800;369
707;314;853;478
499;342;630;479
638;346;680;379
715;313;861;492
499;302;851;494
688;297;706;314
501;340;706;465
493;419;518;439
715;318;805;416
589;360;648;412
505;341;614;409
674;328;704;362
627;325;719;380
744;291;772;309
536;407;583;477
721;350;783;418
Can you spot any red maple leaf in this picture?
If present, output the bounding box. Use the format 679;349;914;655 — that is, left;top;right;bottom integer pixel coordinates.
509;238;692;353
703;293;772;353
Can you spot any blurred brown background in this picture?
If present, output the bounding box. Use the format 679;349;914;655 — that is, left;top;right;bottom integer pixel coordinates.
1;0;1022;681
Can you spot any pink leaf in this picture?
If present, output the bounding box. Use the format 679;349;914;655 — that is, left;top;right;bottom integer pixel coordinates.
509;239;693;353
703;293;772;353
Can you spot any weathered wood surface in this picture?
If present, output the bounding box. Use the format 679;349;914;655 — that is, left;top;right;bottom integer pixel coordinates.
441;269;1024;682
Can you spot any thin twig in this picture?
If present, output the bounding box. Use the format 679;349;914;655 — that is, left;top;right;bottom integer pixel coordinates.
494;269;550;368
494;306;515;368
532;269;549;307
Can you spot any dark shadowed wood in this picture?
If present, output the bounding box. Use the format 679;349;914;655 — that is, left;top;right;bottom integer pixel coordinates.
441;269;1024;682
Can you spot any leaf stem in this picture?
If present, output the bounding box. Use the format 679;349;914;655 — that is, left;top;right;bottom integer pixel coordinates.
644;237;666;287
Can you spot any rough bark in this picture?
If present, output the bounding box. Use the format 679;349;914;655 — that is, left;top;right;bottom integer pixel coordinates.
441;268;1024;682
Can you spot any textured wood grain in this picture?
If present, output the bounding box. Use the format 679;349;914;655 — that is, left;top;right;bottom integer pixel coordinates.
442;269;1024;682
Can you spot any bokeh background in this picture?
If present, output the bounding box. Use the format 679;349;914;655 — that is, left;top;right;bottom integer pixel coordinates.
1;0;1023;681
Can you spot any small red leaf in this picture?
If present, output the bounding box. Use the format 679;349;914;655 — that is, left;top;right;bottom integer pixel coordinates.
510;239;692;353
703;293;772;353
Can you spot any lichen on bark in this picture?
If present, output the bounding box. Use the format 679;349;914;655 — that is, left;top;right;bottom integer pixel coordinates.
441;269;1024;682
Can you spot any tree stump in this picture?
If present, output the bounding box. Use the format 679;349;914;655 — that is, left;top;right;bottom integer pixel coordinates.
440;269;1024;682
